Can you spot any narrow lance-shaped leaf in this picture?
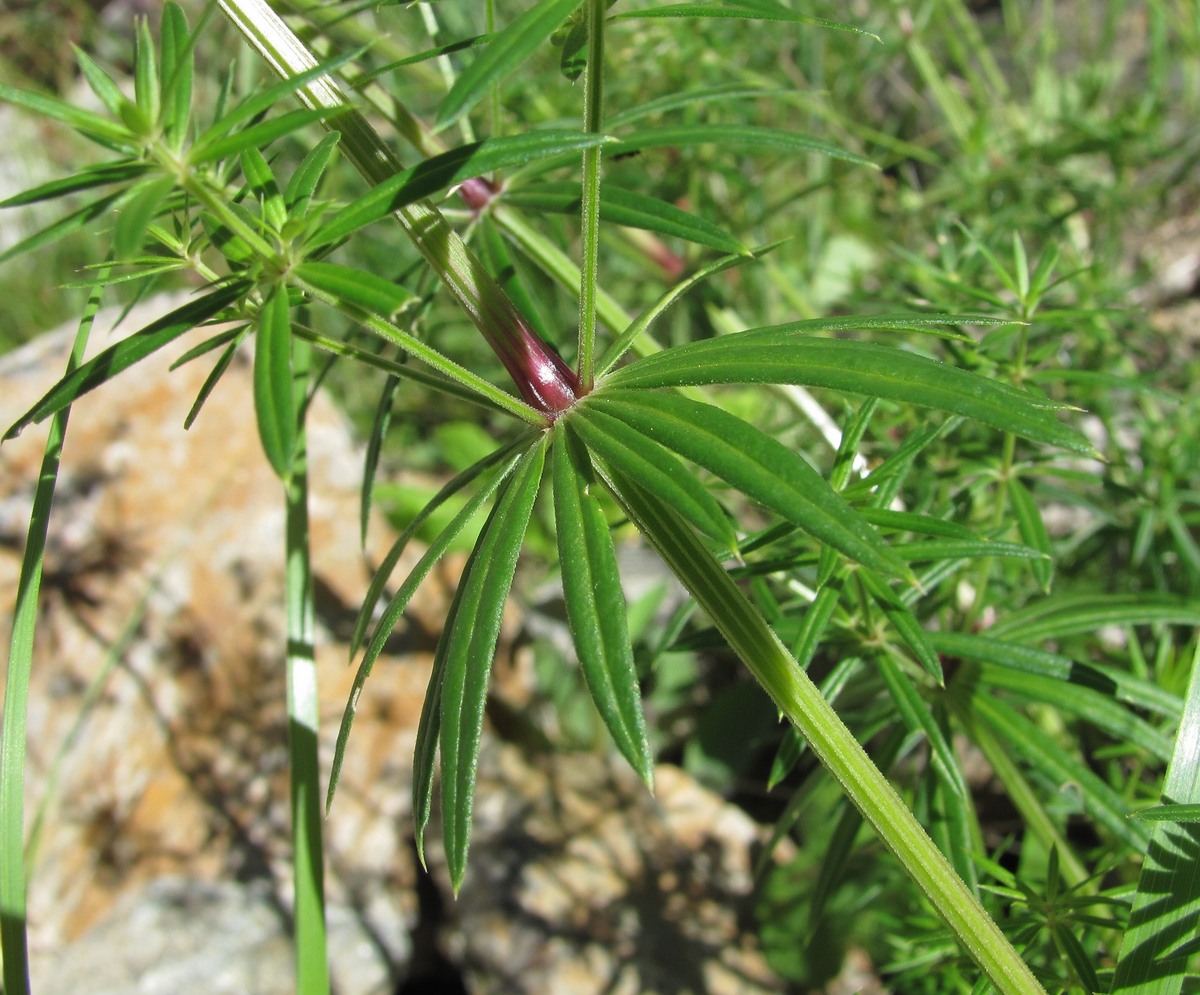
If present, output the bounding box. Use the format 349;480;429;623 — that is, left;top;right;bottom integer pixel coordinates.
859;569;943;683
606;331;1091;455
330;447;527;816
4;281;250;440
438;439;549;890
583;389;911;580
504;181;747;255
611;0;879;40
308;131;612;250
608;124;875;168
566;404;737;551
159;2;194;152
876;655;965;799
552;427;653;785
436;0;583;129
254;286;296;478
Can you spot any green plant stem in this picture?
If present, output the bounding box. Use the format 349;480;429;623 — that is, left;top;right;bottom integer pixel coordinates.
612;479;1048;995
576;0;605;390
1;282;103;995
284;338;330;995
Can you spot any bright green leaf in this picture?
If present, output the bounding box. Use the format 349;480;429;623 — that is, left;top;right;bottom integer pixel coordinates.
253;287;296;478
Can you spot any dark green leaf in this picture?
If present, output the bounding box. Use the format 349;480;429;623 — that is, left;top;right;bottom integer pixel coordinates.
931;631;1182;722
4;282;249;440
439;439;548;890
183;333;245;430
0;162;151;208
254;287;296;478
986;593;1200;644
241;147;287;231
552;428;653;785
436;0;583;129
310;131;611;248
859;569;943;683
566;404;737;550
606;331;1090;454
504;181;747;254
584;390;910;579
294;261;415;318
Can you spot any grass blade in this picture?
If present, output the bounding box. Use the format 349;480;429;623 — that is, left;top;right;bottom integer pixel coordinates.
438;438;549;890
551;428;653;785
1;282;104;995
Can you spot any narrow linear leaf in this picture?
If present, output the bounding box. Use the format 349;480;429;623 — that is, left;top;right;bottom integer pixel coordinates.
971;693;1152;851
73;46;127;117
293;261;415;319
566;404;736;550
892;539;1047;563
877;655;965;797
285;131;341;213
977;663;1174;763
184;331;247;430
439;439;549;890
611;0;879;40
1129;804;1200;823
597;243;776;374
504;181;747;255
0;163;150;209
585;389;910;579
189;107;328;165
350;436;537;658
436;0;583;129
4;282;249;440
329;446;527;814
860;569;943;682
159;2;194;151
361;372;401;545
133;15;161;128
310;131;611;249
1008;476;1053;592
253;287;296;478
986;593;1200;644
0;81;132;144
240;147;287;231
931;631;1182;722
552;428;653;785
0;191;125;267
609;124;875;168
606;333;1089;454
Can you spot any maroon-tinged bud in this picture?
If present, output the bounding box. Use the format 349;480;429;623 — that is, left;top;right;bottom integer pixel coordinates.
458;176;499;215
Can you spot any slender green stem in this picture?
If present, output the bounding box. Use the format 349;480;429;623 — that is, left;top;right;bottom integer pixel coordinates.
283;337;330;995
576;0;606;390
612;479;1048;995
1;281;104;995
